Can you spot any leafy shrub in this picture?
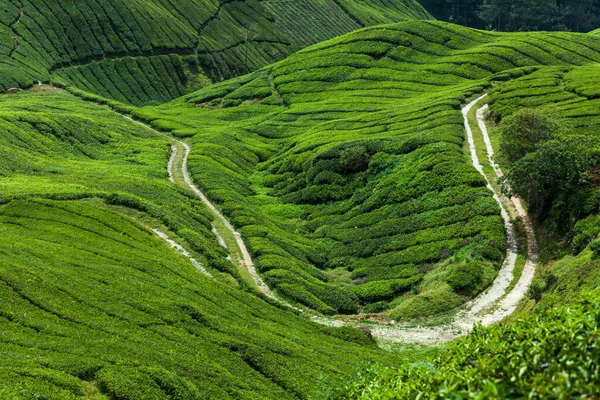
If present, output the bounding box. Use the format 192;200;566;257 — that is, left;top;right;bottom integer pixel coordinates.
504;139;595;232
96;365;201;399
352;276;422;302
319;326;376;346
277;283;336;314
330;288;600;399
340;145;371;174
362;301;390;313
445;262;484;296
499;108;569;164
589;238;600;254
390;288;464;320
572;214;600;254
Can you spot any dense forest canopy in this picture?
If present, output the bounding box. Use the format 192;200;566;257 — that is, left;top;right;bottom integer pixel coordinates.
419;0;600;31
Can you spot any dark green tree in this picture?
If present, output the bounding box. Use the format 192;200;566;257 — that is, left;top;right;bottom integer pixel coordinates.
559;0;600;32
504;140;594;232
419;0;485;28
499;108;569;164
478;0;560;31
420;0;600;31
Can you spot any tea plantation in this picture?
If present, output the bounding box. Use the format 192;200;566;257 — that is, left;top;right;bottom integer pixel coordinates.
0;0;430;105
329;287;600;398
130;21;600;316
0;89;413;398
3;0;600;398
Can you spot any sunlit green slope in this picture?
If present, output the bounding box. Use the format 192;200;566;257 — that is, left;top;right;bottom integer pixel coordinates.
131;21;600;316
0;0;430;105
483;62;600;314
328;50;600;400
0;90;402;399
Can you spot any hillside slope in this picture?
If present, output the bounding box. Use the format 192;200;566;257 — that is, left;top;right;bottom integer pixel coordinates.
0;0;430;105
0;89;404;399
131;21;600;316
328;44;600;399
481;60;600;314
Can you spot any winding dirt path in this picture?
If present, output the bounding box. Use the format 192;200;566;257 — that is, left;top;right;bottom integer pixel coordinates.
362;96;538;345
117;113;283;302
176;139;280;301
152;228;212;277
114;94;537;345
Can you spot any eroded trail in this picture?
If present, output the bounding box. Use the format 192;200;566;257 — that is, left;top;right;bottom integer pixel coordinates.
116;95;537;345
366;96;538;345
118;113;281;302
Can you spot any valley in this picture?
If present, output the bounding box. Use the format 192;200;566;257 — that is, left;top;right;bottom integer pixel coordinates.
2;1;600;398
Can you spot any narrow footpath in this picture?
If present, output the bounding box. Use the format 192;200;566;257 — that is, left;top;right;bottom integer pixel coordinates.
117;113;282;302
371;95;538;345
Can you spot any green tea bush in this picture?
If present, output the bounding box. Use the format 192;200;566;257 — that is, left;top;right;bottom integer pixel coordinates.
319;326;377;346
135;20;600;313
362;301;391;313
572;214;600;254
352;276;422;302
330;288;600;399
445;262;485;296
390;288;464;320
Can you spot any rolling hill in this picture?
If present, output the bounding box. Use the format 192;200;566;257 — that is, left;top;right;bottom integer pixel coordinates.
129;20;600;317
0;0;430;105
3;0;600;398
0;89;407;399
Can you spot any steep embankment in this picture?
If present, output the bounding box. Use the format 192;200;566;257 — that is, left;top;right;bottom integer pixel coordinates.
0;89;403;399
0;0;430;105
133;21;600;317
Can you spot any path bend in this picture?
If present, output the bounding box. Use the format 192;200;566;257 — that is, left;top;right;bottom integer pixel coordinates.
117;113;282;302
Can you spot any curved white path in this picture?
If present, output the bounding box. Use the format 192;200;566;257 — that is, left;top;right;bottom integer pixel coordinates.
152;228;212;277
115;96;537;345
175;140;279;301
364;96;538;345
117;113;281;302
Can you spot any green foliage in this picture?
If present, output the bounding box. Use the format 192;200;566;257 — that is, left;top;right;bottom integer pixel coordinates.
504;139;594;232
499;108;569;164
0;0;431;102
330;288;600;399
362;301;391;313
490;64;600;235
588;237;600;254
0;91;404;398
319;326;377;346
421;0;600;32
572;214;600;254
352;276;422;302
133;21;600;313
479;0;600;32
390;288;464;320
446;262;486;295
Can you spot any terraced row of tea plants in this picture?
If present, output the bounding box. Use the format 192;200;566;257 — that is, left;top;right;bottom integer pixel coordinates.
53;55;210;106
0;0;429;105
129;21;600;317
263;0;429;48
328;35;600;396
0;89;405;398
